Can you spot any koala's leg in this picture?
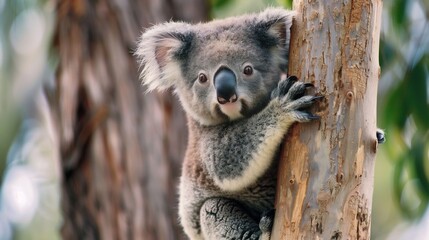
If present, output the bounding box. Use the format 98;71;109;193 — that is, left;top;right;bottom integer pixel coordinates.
200;198;270;240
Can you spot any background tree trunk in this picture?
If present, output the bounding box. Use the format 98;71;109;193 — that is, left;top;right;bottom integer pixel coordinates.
272;0;382;239
50;0;208;239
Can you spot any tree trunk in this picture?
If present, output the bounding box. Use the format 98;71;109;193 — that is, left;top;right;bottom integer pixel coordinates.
271;0;382;239
50;0;208;239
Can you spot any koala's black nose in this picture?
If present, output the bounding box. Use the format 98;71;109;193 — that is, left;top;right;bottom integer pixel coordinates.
214;67;237;104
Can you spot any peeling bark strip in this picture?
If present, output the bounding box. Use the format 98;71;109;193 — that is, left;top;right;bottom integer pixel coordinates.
52;0;208;239
272;0;382;239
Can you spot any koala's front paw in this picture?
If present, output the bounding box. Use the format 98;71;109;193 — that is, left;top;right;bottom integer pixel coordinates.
271;76;321;122
259;209;275;240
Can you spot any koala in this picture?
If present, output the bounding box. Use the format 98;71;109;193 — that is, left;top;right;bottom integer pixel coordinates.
137;8;385;240
137;8;303;239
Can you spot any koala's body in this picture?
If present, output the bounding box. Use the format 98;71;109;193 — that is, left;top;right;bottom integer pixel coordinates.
137;8;319;240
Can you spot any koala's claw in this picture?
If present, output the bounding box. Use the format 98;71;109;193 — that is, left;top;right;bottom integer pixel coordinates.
272;76;321;123
304;83;315;88
310;95;324;102
286;81;312;101
285;95;321;109
295;111;320;122
279;76;298;96
287;75;299;81
271;76;299;99
306;112;321;120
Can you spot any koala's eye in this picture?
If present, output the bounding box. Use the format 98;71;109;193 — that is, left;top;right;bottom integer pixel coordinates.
198;73;208;83
243;65;253;76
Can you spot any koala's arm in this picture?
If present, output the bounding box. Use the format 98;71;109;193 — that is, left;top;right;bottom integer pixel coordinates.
201;77;319;192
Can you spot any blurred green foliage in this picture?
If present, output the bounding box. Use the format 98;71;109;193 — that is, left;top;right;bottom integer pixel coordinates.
379;0;429;220
0;0;53;181
210;0;292;18
0;0;24;184
0;1;60;240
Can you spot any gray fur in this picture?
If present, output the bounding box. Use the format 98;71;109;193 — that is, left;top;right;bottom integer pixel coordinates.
136;8;318;240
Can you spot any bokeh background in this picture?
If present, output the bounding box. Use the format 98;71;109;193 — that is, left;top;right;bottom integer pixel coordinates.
0;0;428;239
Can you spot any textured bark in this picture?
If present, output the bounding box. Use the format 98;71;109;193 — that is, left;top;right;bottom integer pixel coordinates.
51;0;208;239
272;0;382;239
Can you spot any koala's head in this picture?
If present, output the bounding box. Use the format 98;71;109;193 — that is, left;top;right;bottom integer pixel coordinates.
136;8;295;126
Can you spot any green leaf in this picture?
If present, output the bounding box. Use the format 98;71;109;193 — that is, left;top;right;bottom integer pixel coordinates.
379;38;397;69
393;153;410;217
391;0;408;28
277;0;292;8
382;82;409;129
411;134;429;198
211;0;231;8
407;62;429;130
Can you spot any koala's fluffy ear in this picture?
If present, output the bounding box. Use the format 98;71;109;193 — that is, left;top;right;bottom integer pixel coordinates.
136;22;194;92
252;8;296;69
